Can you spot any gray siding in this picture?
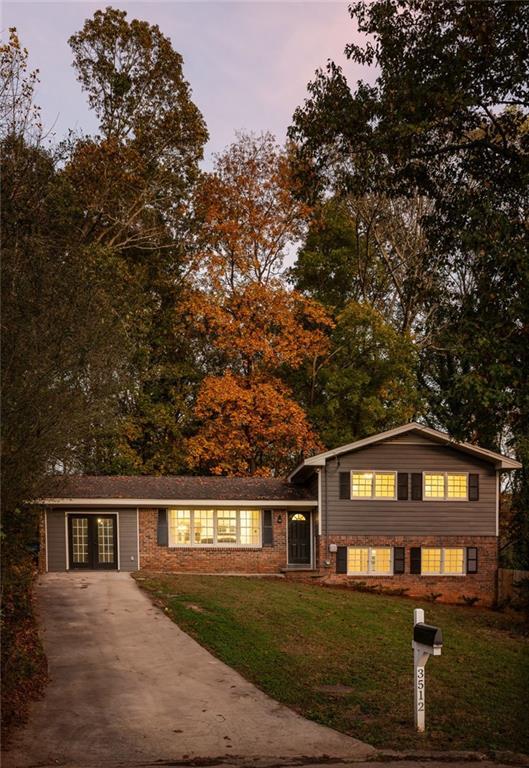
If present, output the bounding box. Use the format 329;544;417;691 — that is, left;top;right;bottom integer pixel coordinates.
118;508;139;571
45;508;138;571
46;510;67;571
322;442;497;536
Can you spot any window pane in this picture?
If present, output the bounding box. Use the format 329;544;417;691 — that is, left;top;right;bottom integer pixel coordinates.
424;473;445;498
72;518;88;563
347;547;369;573
240;509;260;545
375;473;395;498
351;472;373;497
194;509;214;544
447;474;467;499
444;548;465;574
422;547;442;574
371;548;392;573
97;518;114;563
169;509;191;545
217;509;237;543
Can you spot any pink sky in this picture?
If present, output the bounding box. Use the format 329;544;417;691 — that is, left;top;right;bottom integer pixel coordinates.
3;1;371;165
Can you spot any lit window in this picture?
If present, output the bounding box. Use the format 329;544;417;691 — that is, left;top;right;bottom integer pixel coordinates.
447;474;468;499
347;546;392;575
422;547;442;574
217;509;237;543
351;472;373;497
170;509;191;545
443;548;465;574
421;547;465;574
424;473;445;498
169;508;262;548
194;509;214;545
371;547;392;574
350;471;396;499
348;547;369;573
375;473;396;498
240;509;260;546
424;472;468;500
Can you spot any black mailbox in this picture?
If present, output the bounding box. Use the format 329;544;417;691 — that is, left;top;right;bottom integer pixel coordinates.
413;623;443;647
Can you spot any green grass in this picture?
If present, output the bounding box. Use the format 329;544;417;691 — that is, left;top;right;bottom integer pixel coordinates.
134;573;529;754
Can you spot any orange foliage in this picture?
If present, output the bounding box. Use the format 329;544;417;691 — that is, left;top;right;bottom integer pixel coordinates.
187;373;323;476
187;133;332;475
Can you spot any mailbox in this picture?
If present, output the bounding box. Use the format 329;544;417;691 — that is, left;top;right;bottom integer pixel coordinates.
413;623;443;649
412;609;442;732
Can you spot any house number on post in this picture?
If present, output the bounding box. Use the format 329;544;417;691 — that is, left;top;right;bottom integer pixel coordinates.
412;608;443;732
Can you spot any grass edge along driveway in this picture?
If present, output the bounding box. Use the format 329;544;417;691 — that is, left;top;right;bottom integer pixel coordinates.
134;573;529;755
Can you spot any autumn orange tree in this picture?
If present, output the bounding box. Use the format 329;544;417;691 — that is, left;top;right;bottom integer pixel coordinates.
187;133;332;476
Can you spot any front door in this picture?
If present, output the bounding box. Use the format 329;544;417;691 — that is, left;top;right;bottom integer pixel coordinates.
68;515;118;570
288;512;311;565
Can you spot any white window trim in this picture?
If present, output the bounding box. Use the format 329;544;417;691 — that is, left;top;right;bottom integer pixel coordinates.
168;507;262;549
422;471;469;501
349;470;397;500
420;546;466;576
346;546;394;576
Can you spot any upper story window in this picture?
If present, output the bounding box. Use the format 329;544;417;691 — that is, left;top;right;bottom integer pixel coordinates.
350;471;396;499
168;508;261;547
423;472;468;500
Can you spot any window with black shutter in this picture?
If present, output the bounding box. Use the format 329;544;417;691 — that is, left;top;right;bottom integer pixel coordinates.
468;474;480;501
339;472;350;500
397;473;409;500
393;546;405;574
466;547;478;573
262;510;274;546
336;546;347;573
411;473;423;500
157;508;168;546
410;546;422;574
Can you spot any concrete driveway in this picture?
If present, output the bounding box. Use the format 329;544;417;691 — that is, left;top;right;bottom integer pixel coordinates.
4;572;374;768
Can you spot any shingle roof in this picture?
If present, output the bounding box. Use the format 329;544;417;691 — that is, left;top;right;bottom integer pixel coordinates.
41;475;316;502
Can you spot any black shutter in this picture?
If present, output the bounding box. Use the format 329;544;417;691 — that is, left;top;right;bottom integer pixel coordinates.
411;473;423;500
466;547;478;573
397;473;409;500
469;474;479;501
157;508;168;546
410;547;422;574
339;472;350;500
262;510;274;546
336;546;347;574
393;547;405;574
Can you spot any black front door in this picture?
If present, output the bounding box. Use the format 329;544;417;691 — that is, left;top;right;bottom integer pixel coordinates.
68;515;118;570
288;512;311;565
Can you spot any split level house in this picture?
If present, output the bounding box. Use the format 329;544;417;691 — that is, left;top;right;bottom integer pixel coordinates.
38;422;521;605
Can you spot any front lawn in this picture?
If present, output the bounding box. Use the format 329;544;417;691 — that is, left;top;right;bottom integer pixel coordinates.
134;573;529;754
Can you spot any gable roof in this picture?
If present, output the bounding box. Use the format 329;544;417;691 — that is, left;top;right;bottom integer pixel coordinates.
39;475;317;507
289;422;522;481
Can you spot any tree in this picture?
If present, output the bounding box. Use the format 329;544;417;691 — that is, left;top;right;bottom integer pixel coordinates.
187;134;331;476
289;301;421;449
290;0;529;564
65;7;209;474
291;193;437;341
0;30;131;731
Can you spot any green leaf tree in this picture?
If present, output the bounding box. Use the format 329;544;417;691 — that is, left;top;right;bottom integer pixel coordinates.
290;0;529;565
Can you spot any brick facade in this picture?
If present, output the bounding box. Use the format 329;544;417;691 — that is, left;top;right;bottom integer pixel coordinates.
139;508;289;574
318;534;497;605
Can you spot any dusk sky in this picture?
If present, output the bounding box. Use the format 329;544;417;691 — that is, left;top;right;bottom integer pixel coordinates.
3;1;371;166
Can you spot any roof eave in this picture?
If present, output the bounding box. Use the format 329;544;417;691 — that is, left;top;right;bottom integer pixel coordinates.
35;497;318;508
288;422;522;477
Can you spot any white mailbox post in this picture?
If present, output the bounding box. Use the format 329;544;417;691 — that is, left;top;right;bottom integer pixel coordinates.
412;608;443;732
